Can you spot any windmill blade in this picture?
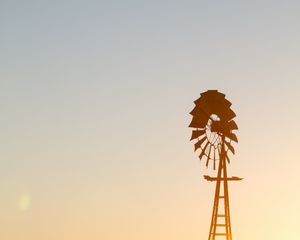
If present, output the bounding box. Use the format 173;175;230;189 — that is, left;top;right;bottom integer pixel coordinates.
225;140;235;154
228;120;238;130
226;132;238;143
189;114;209;128
200;91;231;109
226;154;230;164
199;141;210;160
225;109;236;121
220;98;232;108
190;101;209;114
216;108;236;121
205;156;210;167
190;129;206;141
194;136;207;151
200;90;225;98
193;99;212;117
205;145;212;167
207;144;212;159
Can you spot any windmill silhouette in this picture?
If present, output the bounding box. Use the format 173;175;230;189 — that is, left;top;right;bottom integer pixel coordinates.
189;90;242;240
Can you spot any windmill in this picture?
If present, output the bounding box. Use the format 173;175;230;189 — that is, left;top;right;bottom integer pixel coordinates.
189;90;242;240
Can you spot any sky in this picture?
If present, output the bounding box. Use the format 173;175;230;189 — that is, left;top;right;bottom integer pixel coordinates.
1;0;300;239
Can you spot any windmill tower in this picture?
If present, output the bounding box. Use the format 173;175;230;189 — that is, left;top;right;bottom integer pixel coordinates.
189;90;242;240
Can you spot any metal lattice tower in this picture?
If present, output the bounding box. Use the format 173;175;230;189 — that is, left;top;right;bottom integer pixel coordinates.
189;90;242;240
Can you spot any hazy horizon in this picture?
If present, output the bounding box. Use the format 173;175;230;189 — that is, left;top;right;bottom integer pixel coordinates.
1;1;300;239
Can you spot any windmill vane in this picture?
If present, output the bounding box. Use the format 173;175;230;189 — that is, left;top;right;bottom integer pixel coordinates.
189;90;242;240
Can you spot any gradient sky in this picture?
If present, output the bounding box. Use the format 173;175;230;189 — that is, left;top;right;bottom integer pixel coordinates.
1;1;300;239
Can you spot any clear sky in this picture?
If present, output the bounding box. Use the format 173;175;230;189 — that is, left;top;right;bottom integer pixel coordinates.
1;0;300;239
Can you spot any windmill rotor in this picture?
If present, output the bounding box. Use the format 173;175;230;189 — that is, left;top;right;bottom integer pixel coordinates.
189;90;238;169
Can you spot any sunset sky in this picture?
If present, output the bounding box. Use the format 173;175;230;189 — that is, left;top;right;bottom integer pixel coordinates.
1;1;300;239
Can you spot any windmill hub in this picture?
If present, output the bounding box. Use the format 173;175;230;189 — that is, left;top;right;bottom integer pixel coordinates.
210;120;223;133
